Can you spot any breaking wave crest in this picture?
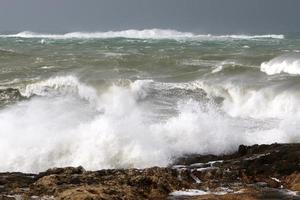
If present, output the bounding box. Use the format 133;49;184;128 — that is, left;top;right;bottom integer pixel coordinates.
261;54;300;75
20;75;98;103
139;79;300;119
189;81;300;119
0;29;284;40
0;75;298;173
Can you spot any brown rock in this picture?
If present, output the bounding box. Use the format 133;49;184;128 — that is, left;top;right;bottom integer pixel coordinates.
284;173;300;191
0;143;299;199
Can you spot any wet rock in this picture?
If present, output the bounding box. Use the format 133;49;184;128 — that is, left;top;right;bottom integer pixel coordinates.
0;172;35;194
0;88;24;106
0;143;299;199
284;173;300;191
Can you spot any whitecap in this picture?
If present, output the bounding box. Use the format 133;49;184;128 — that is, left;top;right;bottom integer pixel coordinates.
0;29;284;40
261;54;300;75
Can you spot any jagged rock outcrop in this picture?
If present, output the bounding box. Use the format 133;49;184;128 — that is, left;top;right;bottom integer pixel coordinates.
0;88;24;106
0;143;299;199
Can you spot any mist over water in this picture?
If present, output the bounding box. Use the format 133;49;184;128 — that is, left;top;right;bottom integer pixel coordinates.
0;29;300;173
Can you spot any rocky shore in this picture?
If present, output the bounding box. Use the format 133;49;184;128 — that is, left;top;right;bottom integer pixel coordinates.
0;143;299;200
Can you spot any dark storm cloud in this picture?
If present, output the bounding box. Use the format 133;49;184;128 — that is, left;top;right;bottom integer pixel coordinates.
0;0;299;33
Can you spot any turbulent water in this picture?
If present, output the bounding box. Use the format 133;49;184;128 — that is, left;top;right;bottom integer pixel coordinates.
0;29;300;173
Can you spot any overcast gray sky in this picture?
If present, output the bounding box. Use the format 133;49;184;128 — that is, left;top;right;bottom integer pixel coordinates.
0;0;299;33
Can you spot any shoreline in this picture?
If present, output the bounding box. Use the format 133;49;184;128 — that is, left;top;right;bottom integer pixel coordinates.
0;143;299;200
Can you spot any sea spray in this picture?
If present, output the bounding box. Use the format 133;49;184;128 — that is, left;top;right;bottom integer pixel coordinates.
0;76;299;172
261;54;300;75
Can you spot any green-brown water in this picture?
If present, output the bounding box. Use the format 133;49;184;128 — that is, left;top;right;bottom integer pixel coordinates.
0;29;300;172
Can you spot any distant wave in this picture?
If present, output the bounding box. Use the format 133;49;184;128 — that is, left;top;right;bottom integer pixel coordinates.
261;54;300;75
0;29;284;40
218;34;284;39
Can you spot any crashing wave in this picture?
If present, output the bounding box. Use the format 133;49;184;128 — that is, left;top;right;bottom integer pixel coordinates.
19;76;300;119
143;79;300;119
199;82;300;119
0;29;284;40
261;54;300;75
0;75;299;173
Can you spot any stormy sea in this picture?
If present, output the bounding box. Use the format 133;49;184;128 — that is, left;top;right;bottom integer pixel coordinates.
0;29;300;173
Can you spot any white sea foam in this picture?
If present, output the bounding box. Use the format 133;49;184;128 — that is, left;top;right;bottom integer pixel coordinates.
0;76;299;173
211;60;238;73
0;29;284;40
261;54;300;75
170;189;228;196
170;189;211;196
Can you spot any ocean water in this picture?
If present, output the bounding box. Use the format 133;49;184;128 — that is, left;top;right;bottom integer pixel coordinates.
0;29;300;173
